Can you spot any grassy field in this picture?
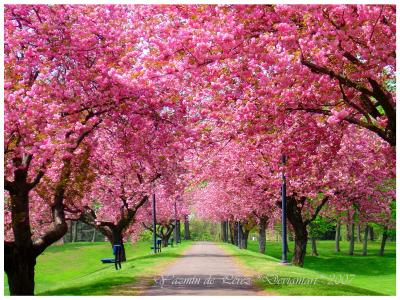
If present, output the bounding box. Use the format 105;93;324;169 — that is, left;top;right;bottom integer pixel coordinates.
220;239;396;296
4;240;193;296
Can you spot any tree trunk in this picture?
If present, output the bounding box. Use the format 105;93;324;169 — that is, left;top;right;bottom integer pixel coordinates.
161;236;169;247
5;187;68;295
72;221;78;242
357;223;361;242
335;221;341;253
379;226;388;256
224;220;229;242
184;215;190;240
229;221;235;244
237;222;243;248
349;223;355;255
91;227;96;242
5;186;36;295
158;224;174;247
221;221;227;242
5;243;36;295
362;225;369;256
233;222;238;246
284;196;312;267
240;228;250;249
292;225;308;266
174;219;179;244
311;237;318;256
369;226;374;241
346;224;351;241
106;230;126;262
67;220;72;243
285;234;290;253
177;220;181;243
258;217;267;254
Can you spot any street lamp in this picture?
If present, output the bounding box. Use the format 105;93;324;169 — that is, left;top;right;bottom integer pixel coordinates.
174;199;178;245
174;197;183;245
152;193;157;254
281;154;288;264
237;221;242;249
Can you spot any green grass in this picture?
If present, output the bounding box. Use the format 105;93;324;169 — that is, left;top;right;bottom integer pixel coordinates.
4;240;193;295
220;239;396;296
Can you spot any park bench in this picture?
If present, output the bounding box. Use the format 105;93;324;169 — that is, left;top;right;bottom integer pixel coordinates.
101;244;122;270
150;239;162;253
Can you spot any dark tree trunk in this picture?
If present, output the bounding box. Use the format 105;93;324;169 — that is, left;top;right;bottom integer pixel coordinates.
349;223;355;255
161;229;173;247
335;221;341;253
80;195;150;262
5;183;36;296
379;226;388;256
280;195;328;266
232;222;238;246
108;230;126;262
226;221;229;241
184;215;190;240
369;226;374;241
5;182;68;295
5;130;96;295
362;225;369;256
285;234;290;253
258;216;267;254
311;237;318;256
240;227;250;249
177;220;181;243
285;196;309;267
174;219;179;244
158;224;174;247
229;221;235;244
346;224;351;241
221;221;227;242
357;223;361;243
292;226;308;266
5;242;36;295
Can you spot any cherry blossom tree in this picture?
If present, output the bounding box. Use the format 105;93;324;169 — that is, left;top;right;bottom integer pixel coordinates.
4;4;396;294
4;5;169;294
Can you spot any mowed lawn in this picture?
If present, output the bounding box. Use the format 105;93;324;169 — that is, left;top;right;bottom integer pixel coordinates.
4;240;193;296
220;240;396;296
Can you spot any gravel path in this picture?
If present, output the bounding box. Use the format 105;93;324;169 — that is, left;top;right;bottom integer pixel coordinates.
143;241;264;295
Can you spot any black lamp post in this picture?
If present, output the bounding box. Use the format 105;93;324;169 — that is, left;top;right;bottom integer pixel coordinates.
237;222;242;249
174;200;178;245
152;193;157;254
281;154;288;264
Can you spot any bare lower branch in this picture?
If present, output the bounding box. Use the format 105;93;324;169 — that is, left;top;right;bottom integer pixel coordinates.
28;170;45;190
5;178;15;193
305;196;329;226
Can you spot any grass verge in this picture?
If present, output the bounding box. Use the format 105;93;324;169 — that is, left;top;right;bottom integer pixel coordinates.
4;240;193;295
219;240;396;296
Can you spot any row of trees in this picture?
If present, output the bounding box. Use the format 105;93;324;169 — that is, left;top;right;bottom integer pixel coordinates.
188;123;395;266
4;4;395;295
220;216;395;257
183;4;395;267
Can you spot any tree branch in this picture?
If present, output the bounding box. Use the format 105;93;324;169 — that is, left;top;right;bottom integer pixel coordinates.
27;169;45;190
300;59;374;97
305;196;329;226
4;178;15;193
287;106;389;143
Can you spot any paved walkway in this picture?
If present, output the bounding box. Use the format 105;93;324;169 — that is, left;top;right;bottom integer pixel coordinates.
143;241;264;295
